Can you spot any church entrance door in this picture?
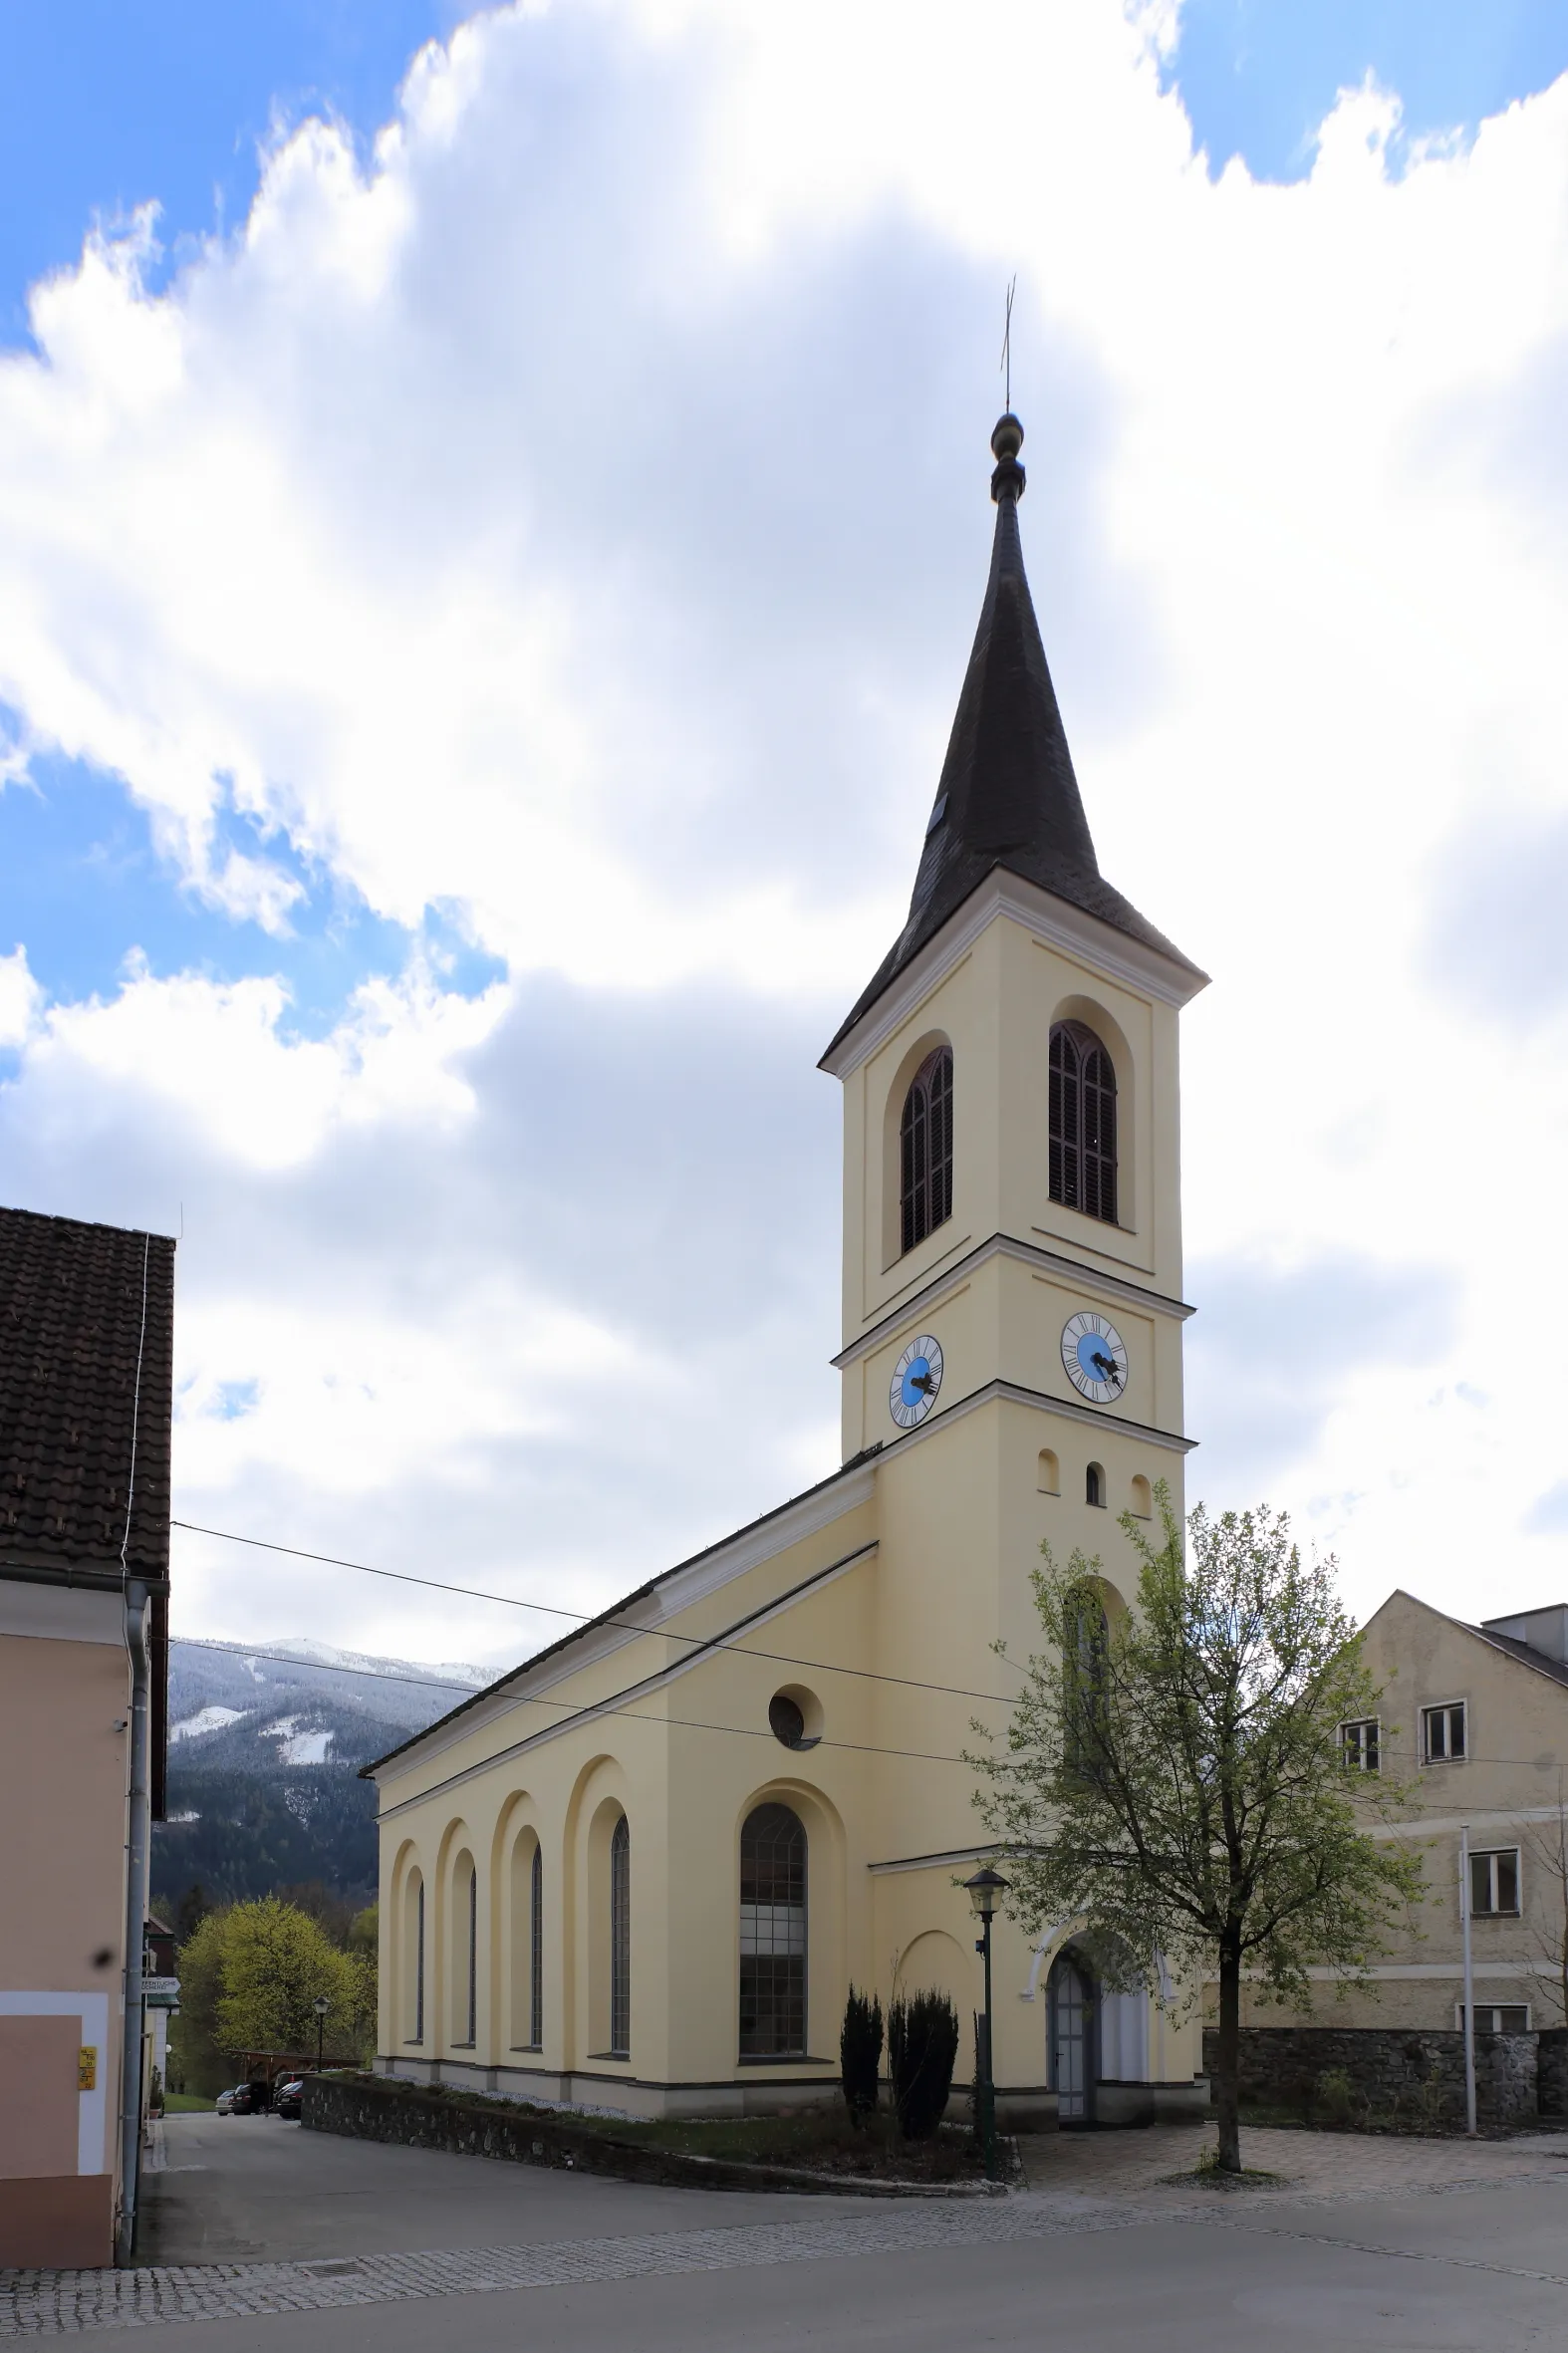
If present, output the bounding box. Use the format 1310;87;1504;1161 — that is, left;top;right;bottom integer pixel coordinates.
1048;1952;1094;2124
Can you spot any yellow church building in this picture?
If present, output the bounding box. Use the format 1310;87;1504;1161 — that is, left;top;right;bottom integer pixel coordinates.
368;412;1210;2129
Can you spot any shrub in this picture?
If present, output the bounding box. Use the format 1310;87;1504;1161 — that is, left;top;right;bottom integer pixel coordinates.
889;1990;959;2140
1314;2066;1357;2127
840;1986;884;2125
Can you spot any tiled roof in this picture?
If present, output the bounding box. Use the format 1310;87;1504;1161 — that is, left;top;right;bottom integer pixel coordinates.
0;1205;175;1583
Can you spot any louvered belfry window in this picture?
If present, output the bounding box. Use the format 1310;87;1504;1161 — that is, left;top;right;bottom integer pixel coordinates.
609;1815;632;2058
739;1803;807;2058
900;1045;953;1254
1049;1022;1118;1224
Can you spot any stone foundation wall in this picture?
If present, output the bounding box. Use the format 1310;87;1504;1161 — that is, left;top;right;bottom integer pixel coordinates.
1200;2026;1540;2130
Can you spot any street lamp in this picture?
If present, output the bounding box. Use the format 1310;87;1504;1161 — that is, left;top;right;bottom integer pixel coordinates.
964;1866;1010;2180
313;1993;331;2073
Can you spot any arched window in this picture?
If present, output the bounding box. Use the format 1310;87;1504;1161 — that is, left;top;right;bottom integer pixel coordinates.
451;1853;477;2046
900;1046;953;1254
1130;1474;1152;1519
1049;1022;1118;1224
406;1872;425;2043
1086;1461;1104;1508
609;1816;631;2059
1037;1448;1060;1495
1065;1587;1111;1783
529;1843;544;2051
739;1803;807;2058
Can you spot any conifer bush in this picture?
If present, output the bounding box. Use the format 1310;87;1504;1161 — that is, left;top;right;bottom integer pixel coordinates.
839;1984;884;2125
888;1990;960;2140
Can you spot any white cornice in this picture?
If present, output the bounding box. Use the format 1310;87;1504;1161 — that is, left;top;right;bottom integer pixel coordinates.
835;1231;1193;1371
877;1374;1193;1459
822;871;1206;1081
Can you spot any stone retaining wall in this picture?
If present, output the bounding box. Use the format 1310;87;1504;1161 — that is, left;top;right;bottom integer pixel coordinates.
300;2070;960;2197
1537;2027;1568;2119
1200;2026;1540;2130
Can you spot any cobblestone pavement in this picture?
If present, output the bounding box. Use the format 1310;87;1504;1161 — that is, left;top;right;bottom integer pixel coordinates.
1015;2120;1568;2204
6;2128;1568;2339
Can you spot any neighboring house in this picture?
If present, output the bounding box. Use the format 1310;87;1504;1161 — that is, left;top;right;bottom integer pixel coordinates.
1237;1590;1568;2032
366;414;1211;2130
0;1208;175;2269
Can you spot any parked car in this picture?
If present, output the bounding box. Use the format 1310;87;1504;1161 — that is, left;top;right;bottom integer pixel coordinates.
215;2083;267;2115
273;2078;306;2120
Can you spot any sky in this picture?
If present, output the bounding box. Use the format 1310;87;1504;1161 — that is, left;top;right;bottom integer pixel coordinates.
3;0;1568;1671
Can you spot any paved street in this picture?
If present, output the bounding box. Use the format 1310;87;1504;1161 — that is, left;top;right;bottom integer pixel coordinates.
3;2115;1567;2347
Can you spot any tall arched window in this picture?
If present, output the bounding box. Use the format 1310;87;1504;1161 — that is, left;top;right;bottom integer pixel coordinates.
451;1853;477;2047
1049;1022;1118;1224
1065;1586;1111;1783
529;1843;544;2051
900;1045;953;1254
406;1872;425;2043
739;1803;807;2058
609;1816;632;2059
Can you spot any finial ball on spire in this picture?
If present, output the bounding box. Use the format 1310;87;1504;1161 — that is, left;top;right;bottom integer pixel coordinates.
990;411;1023;463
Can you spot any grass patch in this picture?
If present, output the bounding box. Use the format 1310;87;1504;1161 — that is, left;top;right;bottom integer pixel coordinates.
158;2093;214;2115
595;2110;985;2183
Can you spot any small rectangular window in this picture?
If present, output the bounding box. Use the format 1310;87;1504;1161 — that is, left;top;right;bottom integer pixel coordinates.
1469;1847;1520;1918
1456;2003;1530;2033
1341;1718;1380;1772
1422;1701;1466;1762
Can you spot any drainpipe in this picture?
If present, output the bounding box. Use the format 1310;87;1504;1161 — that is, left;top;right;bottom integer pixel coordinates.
1459;1820;1476;2138
117;1578;151;2267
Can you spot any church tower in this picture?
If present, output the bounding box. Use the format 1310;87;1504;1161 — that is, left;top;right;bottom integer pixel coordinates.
822;413;1206;1867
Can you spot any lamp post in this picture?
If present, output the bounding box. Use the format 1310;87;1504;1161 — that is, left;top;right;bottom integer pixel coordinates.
313;1993;331;2074
964;1866;1010;2180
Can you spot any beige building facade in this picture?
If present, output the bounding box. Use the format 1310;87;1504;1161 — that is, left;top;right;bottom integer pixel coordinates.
1235;1591;1568;2034
370;414;1210;2127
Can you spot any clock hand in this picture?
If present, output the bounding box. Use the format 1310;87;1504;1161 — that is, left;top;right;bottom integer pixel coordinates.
910;1373;937;1393
1090;1352;1122;1385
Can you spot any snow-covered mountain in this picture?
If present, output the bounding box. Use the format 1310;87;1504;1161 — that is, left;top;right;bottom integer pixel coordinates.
152;1637;489;1911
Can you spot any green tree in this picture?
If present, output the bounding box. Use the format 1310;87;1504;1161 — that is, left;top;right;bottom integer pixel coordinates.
971;1488;1423;2173
214;1899;360;2060
169;1906;232;2098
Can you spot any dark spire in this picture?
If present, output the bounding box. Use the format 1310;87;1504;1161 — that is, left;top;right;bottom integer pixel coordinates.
824;414;1201;1059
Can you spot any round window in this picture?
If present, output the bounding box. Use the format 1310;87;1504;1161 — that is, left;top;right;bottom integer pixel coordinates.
768;1694;807;1749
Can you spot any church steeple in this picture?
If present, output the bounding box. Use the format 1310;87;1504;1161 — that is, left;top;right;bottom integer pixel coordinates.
826;414;1201;1058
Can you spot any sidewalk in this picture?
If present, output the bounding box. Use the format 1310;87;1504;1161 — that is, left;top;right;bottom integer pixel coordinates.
1015;2119;1568;2206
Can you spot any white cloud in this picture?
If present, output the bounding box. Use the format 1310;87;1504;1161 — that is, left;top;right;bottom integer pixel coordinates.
0;947;42;1048
3;3;1568;1645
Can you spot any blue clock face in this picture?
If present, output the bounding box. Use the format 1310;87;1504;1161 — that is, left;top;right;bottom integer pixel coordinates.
1061;1312;1128;1405
890;1334;943;1430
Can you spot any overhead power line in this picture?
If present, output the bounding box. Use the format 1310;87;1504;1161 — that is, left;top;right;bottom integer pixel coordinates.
171;1516;1023;1708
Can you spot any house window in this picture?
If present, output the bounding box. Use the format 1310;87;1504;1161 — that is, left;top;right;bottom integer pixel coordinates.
529;1843;544;2050
1086;1461;1105;1508
900;1046;953;1255
1469;1848;1520;1918
1423;1701;1466;1762
610;1816;632;2059
1049;1022;1118;1225
1456;2004;1530;2033
739;1803;807;2059
1341;1719;1380;1772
